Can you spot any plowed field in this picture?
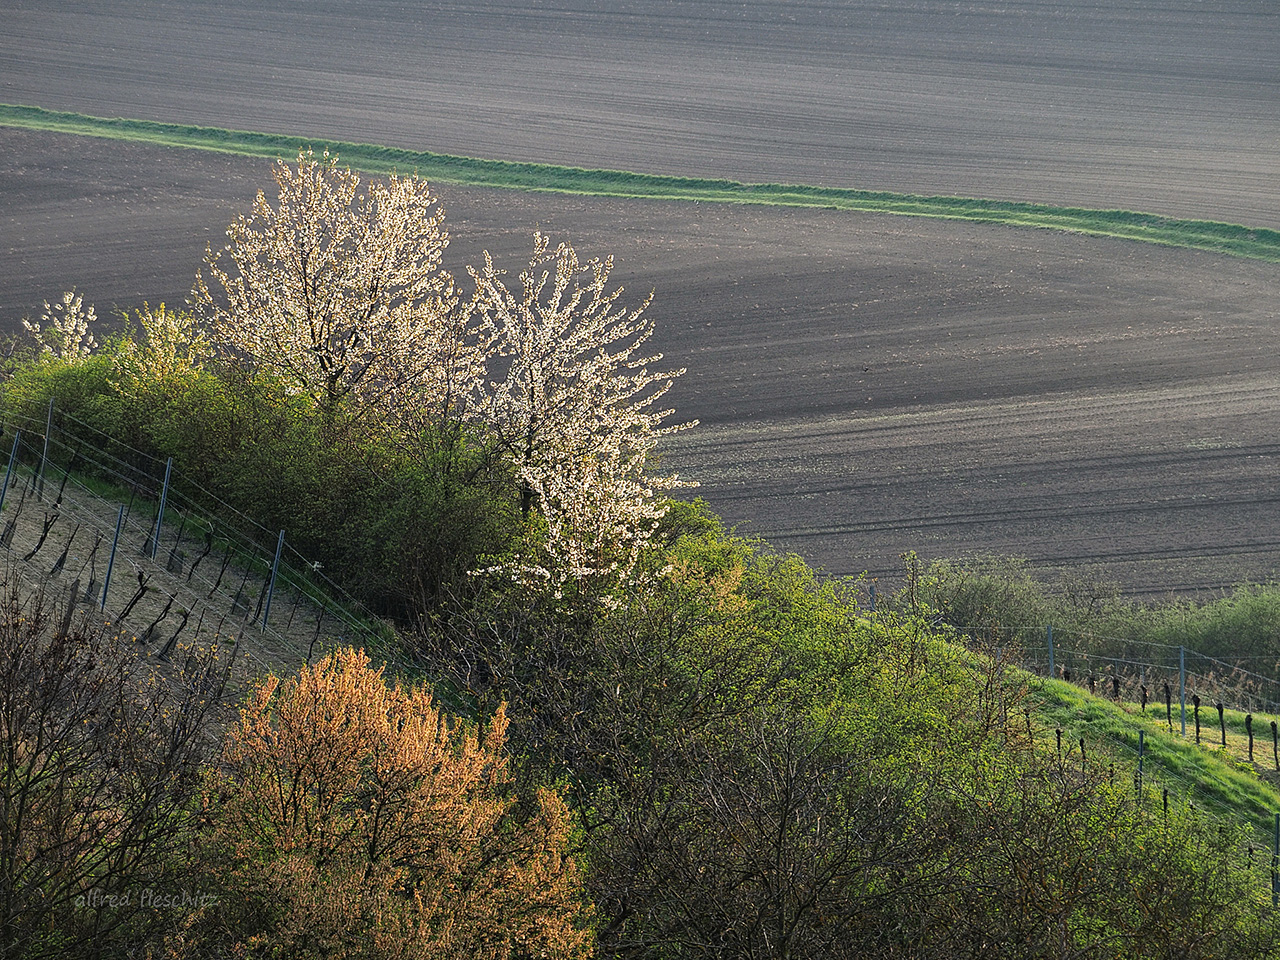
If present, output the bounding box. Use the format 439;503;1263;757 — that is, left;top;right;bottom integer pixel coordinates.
2;0;1278;595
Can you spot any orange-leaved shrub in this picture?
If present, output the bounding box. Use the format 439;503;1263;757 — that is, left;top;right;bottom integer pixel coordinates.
192;648;592;960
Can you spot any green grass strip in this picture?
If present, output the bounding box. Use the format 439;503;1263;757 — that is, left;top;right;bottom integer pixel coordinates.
5;103;1280;262
1030;677;1280;840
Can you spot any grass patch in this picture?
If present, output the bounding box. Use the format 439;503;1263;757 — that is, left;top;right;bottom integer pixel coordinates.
5;103;1280;262
1030;676;1280;841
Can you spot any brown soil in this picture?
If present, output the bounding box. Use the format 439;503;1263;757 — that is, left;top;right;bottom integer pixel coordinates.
1;0;1278;598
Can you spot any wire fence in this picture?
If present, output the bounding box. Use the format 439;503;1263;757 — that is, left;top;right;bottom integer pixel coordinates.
0;401;416;685
924;608;1280;898
963;618;1280;719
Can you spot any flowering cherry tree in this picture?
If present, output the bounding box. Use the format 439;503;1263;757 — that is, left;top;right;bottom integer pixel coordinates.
470;233;695;589
194;150;475;424
23;289;98;359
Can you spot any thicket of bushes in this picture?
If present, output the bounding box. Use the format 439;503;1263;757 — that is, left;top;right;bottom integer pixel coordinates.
1;341;520;617
0;578;592;960
917;554;1280;670
5;503;1278;957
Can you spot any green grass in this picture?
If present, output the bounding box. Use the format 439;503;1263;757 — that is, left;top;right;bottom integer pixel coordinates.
5;103;1280;262
1030;675;1280;842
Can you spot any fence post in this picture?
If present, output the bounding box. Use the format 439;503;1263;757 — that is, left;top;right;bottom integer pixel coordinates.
0;429;19;516
1179;645;1186;737
37;398;53;500
262;530;285;631
1047;624;1054;679
150;457;173;560
101;504;125;613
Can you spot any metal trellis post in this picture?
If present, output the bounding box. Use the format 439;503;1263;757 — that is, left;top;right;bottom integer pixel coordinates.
101;504;125;613
262;530;285;631
1137;729;1145;796
1179;645;1186;737
1273;813;1279;908
0;429;20;515
151;457;173;560
37;398;52;500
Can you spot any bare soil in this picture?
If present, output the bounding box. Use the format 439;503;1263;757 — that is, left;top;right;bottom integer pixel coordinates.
2;0;1278;598
2;0;1277;228
0;455;336;689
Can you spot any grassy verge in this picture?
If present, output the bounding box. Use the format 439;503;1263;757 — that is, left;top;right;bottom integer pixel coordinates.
5;103;1280;262
1030;675;1280;841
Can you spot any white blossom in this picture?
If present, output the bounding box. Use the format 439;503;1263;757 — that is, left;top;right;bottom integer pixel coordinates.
470;233;696;590
118;302;210;381
23;290;98;359
193;150;471;422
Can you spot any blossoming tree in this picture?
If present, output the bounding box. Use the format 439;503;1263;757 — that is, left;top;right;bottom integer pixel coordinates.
470;233;695;590
193;150;480;426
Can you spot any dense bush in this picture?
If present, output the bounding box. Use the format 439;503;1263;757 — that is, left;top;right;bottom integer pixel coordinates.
187;648;591;960
0;339;520;619
431;522;1280;958
915;554;1280;670
0;584;592;960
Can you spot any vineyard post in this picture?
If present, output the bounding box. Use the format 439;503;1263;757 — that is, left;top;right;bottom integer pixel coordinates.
1272;720;1278;771
1247;715;1254;763
37;398;52;500
1193;695;1201;744
1137;729;1145;796
1179;646;1186;736
101;504;125;612
262;530;285;631
0;429;19;515
1273;813;1278;908
150;457;173;560
1046;624;1054;678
